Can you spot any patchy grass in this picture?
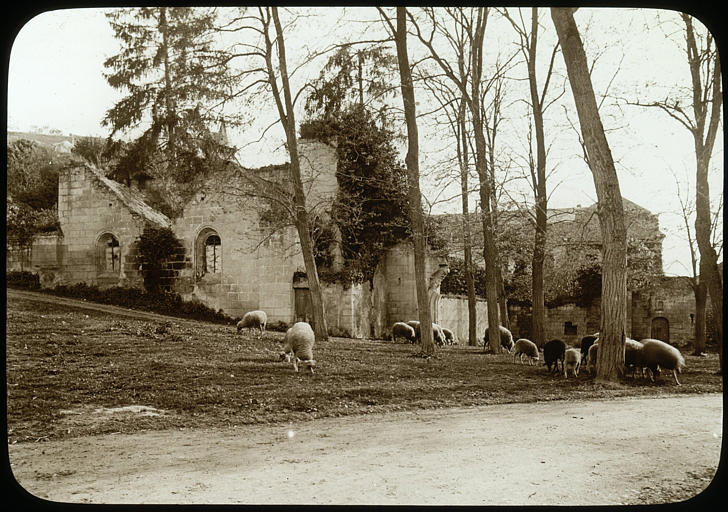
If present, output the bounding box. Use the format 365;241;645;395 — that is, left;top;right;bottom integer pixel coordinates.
6;296;722;444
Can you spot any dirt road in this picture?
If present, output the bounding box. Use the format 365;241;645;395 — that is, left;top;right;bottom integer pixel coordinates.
8;393;722;505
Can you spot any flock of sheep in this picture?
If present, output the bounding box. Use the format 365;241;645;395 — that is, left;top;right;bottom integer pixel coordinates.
481;325;686;386
236;309;687;385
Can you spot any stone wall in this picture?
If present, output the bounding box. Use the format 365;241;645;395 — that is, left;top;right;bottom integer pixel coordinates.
57;165;150;289
7;233;64;288
378;242;448;331
438;295;490;345
631;276;695;345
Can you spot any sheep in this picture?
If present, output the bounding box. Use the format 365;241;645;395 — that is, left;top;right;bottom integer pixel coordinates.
441;327;457;345
406;320;446;345
279;322;316;374
587;343;598;375
483;325;515;352
564;348;582;378
406;320;420;343
237;310;267;338
544;339;567;374
433;323;447;346
512;338;539;365
580;334;599;361
391;322;416;343
641;339;686;386
624;338;646;378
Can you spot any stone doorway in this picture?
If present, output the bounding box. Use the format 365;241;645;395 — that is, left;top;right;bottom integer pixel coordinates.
650;316;669;342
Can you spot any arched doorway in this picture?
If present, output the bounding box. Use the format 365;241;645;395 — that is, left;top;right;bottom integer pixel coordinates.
651;316;669;342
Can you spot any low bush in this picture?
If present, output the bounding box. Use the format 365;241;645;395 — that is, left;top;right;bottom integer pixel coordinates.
13;279;236;325
6;271;41;290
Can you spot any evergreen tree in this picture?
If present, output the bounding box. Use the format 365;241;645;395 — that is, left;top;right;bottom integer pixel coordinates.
103;7;236;184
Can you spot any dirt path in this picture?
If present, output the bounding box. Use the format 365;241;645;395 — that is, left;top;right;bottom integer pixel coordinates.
8;393;722;505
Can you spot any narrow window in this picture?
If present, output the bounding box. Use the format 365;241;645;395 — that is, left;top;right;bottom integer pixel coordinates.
204;234;221;274
105;237;120;272
564;321;577;335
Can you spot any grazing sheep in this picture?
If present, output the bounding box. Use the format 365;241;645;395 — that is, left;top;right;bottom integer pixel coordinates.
564;348;582;378
587;343;599;375
391;322;416;343
624;338;646;378
441;327;457;345
641;339;686;386
406;320;420;343
432;323;447;346
237;310;267;338
512;338;539;365
544;339;567;374
406;320;446;345
580;334;599;361
279;322;316;373
483;325;515;352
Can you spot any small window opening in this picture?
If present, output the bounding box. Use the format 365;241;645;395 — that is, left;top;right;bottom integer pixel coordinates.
564;321;578;335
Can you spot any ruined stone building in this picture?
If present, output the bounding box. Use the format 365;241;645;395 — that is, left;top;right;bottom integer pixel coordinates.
8;138;450;340
435;200;699;347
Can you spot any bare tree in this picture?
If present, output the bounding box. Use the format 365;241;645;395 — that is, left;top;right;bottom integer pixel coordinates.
419;44;479;346
407;7;504;353
629;13;722;372
378;6;436;355
551;8;628;382
220;7;329;340
673;173;708;355
502;7;564;347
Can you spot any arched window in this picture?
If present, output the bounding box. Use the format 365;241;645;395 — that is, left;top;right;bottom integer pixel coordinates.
97;233;120;274
196;228;222;279
204;234;221;274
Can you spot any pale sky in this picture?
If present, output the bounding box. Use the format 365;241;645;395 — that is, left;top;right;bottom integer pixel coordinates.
6;7;724;278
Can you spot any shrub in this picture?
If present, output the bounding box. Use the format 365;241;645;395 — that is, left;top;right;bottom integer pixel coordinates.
6;271;41;290
42;283;235;325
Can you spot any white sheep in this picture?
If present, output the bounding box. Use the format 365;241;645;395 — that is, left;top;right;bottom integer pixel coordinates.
441;327;457;345
237;310;267;338
280;321;316;373
391;322;416;343
512;338;539;365
564;347;582;378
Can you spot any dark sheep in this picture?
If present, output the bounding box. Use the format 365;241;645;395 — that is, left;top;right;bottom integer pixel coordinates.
483;325;514;352
544;339;566;374
641;339;686;386
512;338;539;365
580;334;599;361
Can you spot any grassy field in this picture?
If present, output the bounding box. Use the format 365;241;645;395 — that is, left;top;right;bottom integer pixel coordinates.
6;295;722;444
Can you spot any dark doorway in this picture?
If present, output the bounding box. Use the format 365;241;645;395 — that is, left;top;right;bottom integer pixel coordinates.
651;316;669;342
294;288;314;329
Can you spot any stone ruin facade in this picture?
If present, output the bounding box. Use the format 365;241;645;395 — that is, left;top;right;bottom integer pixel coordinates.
8;139;450;339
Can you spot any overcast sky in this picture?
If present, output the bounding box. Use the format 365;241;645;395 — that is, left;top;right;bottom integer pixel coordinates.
6;7;724;277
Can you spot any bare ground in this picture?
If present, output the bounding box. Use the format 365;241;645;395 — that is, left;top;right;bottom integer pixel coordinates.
8;393;723;506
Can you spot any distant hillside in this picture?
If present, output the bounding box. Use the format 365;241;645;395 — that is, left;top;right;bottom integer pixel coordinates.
7;130;77;145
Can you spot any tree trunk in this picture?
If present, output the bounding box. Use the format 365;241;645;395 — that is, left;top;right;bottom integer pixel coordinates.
551;8;628;382
528;7;548;349
457;59;477;347
467;9;501;354
271;7;328;341
159;7;177;165
693;280;707;355
686;13;723;373
395;7;435;355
